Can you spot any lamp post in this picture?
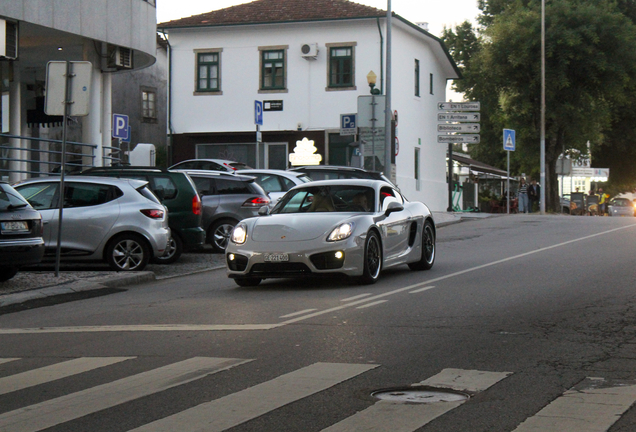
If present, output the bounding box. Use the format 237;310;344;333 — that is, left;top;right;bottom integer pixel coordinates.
540;0;546;214
367;71;381;171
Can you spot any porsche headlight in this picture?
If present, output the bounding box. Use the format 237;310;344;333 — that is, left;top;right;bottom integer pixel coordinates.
231;223;248;244
327;222;354;242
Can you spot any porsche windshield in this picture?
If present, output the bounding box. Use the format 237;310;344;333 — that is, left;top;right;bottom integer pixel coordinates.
273;185;375;214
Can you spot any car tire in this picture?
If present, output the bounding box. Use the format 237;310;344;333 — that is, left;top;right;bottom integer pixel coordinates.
106;233;150;271
209;219;238;253
0;266;19;282
358;231;382;285
408;220;435;271
151;234;183;264
234;277;262;287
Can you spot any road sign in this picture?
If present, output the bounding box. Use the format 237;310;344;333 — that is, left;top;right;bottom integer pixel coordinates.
437;134;480;144
340;113;357;136
437;113;481;122
45;61;92;116
503;129;516;151
438;123;480;133
112;114;129;140
358;127;385;142
357;95;386;128
254;100;263;126
438;102;480;111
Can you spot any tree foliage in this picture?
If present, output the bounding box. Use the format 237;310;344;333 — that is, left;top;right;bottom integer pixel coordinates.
442;0;636;209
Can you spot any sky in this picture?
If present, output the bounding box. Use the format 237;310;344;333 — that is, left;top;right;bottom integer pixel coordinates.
156;0;481;37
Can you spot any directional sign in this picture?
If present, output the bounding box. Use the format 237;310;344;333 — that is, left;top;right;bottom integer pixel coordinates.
437;134;480;144
438;112;481;122
438;102;480;111
340;113;357;136
112;114;129;140
254;100;263;126
438;123;480;133
503;129;516;151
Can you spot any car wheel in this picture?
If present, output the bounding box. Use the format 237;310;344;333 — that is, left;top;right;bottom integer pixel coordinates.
151;234;183;264
106;233;150;271
0;266;19;282
209;219;238;253
234;277;262;287
358;231;382;285
409;220;435;271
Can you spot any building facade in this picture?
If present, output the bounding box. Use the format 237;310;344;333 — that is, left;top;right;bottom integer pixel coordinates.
0;0;158;181
159;0;459;211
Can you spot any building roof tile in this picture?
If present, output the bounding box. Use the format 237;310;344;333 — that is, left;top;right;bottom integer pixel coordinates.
159;0;386;27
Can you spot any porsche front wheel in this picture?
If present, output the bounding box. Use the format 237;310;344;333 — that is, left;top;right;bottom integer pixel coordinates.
358;231;382;285
409;220;435;271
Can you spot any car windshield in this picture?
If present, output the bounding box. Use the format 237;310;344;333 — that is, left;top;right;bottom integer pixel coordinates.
273;185;375;214
612;198;632;207
0;184;30;210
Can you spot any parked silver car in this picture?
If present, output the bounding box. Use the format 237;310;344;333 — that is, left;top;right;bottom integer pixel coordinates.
169;159;251;173
608;197;635;217
173;170;269;252
238;169;312;207
13;176;170;271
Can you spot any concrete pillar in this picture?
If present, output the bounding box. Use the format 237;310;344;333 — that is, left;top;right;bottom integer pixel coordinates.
8;65;21;183
101;72;112;166
83;62;103;167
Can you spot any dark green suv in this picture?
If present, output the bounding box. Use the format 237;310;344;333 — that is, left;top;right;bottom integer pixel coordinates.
81;167;205;263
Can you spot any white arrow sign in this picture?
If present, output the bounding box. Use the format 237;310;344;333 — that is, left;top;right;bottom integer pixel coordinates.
437;134;481;144
438;102;480;111
438;123;480;133
438;113;481;122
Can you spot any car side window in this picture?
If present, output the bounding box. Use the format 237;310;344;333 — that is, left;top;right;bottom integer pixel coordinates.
152;176;177;200
177;161;196;169
192;177;215;196
257;175;284;193
200;161;224;171
281;177;296;191
216;178;250;194
63;183;117;208
15;183;59;210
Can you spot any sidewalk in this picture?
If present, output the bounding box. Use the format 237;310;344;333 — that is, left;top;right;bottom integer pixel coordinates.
0;211;482;308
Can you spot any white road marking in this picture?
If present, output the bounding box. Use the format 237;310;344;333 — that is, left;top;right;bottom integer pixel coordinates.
356;300;388;309
279;309;318;318
0;324;281;334
0;357;134;396
409;286;435;294
322;368;511;432
0;357;251;432
341;293;372;302
513;377;636;432
128;362;378;432
0;358;19;365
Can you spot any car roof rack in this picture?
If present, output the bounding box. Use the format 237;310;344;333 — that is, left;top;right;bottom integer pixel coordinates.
82;166;168;173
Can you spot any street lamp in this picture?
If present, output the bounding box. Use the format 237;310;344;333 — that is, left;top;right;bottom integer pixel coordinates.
367;71;381;171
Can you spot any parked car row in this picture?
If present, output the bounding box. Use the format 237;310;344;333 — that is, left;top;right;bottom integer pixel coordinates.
2;161;402;282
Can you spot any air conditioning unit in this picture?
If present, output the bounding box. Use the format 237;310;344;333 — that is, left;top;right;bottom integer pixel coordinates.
107;45;133;69
0;19;18;60
301;43;318;59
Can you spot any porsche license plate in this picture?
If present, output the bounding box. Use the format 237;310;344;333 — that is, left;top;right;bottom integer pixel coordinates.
1;221;29;234
264;253;289;262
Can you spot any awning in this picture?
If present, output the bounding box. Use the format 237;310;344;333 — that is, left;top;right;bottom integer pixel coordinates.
452;154;509;177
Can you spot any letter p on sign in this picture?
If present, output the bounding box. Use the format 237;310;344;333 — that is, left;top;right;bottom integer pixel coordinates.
112;114;129;140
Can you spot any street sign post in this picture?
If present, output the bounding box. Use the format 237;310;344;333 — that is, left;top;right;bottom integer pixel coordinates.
437;101;481;212
112;114;129;141
255;100;263;168
503;129;516;214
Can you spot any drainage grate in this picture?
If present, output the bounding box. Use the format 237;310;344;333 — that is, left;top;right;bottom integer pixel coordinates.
372;388;469;404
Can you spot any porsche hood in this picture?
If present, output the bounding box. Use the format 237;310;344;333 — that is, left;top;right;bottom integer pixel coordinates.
250;213;355;242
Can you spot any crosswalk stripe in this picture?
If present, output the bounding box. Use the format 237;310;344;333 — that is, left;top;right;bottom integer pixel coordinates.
0;357;134;396
512;377;636;432
322;368;511;432
0;358;19;366
128;362;379;432
0;357;251;432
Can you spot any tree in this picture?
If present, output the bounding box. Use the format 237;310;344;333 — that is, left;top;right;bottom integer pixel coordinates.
443;0;636;210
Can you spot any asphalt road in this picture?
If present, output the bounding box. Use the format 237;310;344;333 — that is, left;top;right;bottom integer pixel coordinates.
1;214;636;432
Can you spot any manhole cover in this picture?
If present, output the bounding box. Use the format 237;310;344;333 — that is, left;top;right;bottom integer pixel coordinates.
372;388;469;404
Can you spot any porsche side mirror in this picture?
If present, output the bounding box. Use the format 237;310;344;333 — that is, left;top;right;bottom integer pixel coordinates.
258;205;271;216
385;201;404;216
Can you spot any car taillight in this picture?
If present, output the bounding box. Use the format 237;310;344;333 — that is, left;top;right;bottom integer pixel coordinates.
192;194;202;215
242;196;270;207
141;209;165;219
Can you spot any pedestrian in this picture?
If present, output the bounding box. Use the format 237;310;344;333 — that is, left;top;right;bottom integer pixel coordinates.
518;178;529;214
528;179;540;212
598;188;609;216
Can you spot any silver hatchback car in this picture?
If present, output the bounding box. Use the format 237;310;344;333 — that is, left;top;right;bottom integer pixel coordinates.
13;176;170;271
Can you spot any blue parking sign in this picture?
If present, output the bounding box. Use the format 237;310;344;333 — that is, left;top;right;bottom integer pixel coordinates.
112;114;129;140
255;100;263;126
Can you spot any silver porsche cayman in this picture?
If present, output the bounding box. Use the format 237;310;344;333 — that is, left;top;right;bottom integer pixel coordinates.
225;179;435;287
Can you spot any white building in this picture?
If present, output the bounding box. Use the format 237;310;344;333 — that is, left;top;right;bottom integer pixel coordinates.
0;0;158;181
159;0;460;211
